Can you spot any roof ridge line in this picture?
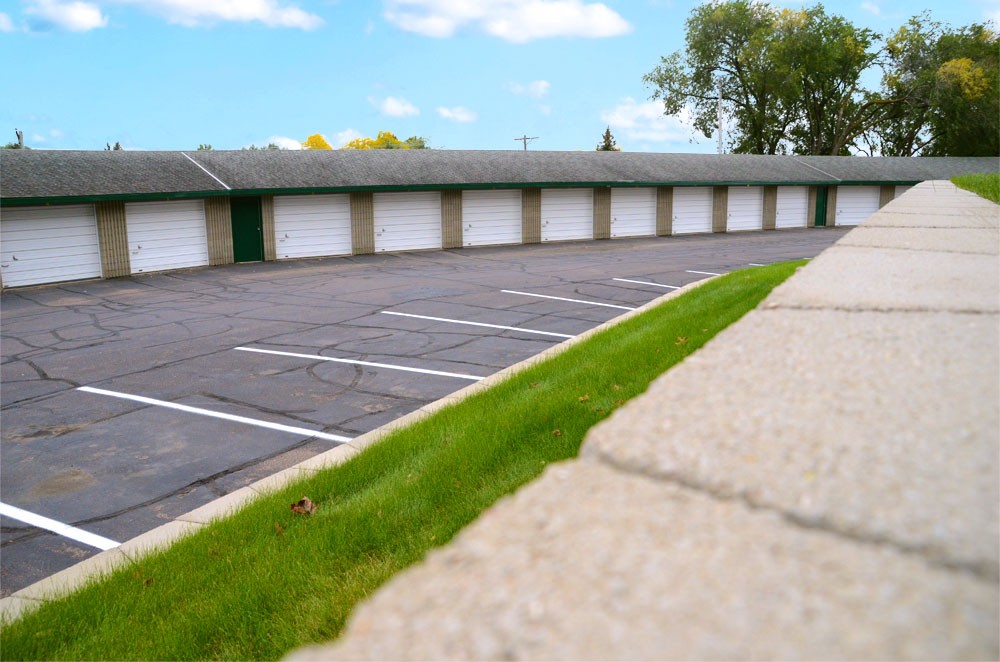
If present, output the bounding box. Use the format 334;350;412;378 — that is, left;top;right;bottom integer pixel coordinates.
180;152;231;191
791;157;841;182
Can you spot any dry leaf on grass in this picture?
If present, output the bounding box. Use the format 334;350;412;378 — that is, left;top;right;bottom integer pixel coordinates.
291;497;317;515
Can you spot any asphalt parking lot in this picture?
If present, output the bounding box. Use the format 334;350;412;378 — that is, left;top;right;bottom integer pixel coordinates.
0;228;849;596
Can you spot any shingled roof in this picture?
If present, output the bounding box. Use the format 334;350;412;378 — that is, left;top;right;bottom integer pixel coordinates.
1;149;996;205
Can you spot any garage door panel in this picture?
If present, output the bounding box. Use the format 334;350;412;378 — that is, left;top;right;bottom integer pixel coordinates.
125;200;208;274
274;195;352;259
776;186;809;229
611;188;656;237
1;205;102;287
463;190;522;246
672;187;713;234
836;186;881;226
727;187;763;231
374;192;442;252
541;189;592;242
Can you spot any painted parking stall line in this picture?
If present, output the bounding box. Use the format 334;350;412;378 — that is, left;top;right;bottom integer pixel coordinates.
0;502;120;551
612;278;680;290
77;386;352;443
501;290;636;311
381;311;575;339
686;270;725;277
235;346;485;381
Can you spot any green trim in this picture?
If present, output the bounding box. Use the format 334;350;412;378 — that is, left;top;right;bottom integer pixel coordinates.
1;190;230;207
1;181;925;207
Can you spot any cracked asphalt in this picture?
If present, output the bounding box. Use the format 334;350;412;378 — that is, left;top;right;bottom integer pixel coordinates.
0;228;849;596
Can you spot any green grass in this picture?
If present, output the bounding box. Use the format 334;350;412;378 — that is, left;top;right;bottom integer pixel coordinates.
1;261;804;661
952;173;1000;203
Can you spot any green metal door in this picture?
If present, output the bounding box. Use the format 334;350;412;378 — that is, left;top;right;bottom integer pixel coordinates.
814;186;828;227
230;197;264;262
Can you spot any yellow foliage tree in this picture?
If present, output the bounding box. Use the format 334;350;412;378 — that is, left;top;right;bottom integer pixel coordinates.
302;134;333;150
341;131;428;150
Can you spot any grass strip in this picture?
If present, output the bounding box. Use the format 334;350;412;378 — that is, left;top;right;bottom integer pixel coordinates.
952;173;1000;203
1;261;804;661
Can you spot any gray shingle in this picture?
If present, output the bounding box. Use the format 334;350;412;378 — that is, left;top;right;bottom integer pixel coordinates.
2;149;996;203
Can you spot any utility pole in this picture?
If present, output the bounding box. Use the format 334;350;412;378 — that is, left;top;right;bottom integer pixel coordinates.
716;78;724;154
515;134;539;151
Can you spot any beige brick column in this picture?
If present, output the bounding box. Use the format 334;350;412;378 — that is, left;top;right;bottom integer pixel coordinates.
522;189;541;244
656;186;673;236
593;188;611;240
95;201;131;278
351;192;375;255
762;186;777;230
712;186;728;233
441;190;463;249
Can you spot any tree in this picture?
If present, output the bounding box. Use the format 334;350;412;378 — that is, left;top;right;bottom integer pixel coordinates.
3;128;26;149
302;133;333;150
644;1;796;154
197;144;213;151
243;143;283;151
342;131;429;150
105;141;123;150
864;18;998;156
596;126;620;151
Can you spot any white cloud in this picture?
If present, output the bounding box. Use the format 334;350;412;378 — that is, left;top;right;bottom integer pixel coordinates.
266;135;304;150
507;80;550;98
112;0;323;29
25;0;107;31
333;128;363;147
860;1;880;16
0;12;15;31
437;106;477;122
383;0;631;42
371;96;420;117
600;97;696;145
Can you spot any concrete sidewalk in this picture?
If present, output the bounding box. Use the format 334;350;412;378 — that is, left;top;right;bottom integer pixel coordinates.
293;181;999;661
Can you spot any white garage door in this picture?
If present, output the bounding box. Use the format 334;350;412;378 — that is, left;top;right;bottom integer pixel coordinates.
727;187;763;231
462;190;522;247
125;200;209;274
274;194;352;259
373;192;442;253
610;188;656;238
672;187;713;234
0;205;102;287
836;186;881;226
775;186;809;229
541;188;593;242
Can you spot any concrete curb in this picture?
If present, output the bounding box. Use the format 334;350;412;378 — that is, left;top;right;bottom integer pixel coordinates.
0;270;714;624
296;181;998;661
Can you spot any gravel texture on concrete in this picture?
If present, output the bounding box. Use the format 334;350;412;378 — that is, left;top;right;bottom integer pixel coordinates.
299;181;999;660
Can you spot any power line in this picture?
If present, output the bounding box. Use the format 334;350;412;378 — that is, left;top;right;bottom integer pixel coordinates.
515;134;539;151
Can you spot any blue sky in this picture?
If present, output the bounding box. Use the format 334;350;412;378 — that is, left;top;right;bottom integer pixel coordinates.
1;0;996;153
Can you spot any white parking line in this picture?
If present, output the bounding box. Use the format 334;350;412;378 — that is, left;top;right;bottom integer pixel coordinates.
686;270;724;277
501;290;636;311
235;346;485;381
613;278;680;290
381;311;574;339
0;502;120;551
748;263;766;267
77;386;352;443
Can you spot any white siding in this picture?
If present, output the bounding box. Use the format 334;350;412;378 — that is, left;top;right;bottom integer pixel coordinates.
0;205;102;287
125;200;208;274
727;187;763;232
273;194;352;259
836;186;881;226
373;192;442;252
672;187;713;234
462;190;522;247
610;188;656;238
541;188;593;242
895;185;913;199
775;186;809;229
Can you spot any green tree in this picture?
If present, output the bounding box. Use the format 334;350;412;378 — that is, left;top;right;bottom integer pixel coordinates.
596;126;620;151
342;131;430;149
105;141;123;150
243;143;283;151
644;1;796;154
302;133;333;150
197;144;213;151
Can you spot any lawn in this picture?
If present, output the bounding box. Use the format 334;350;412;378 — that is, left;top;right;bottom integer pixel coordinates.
1;260;804;661
952;173;1000;203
